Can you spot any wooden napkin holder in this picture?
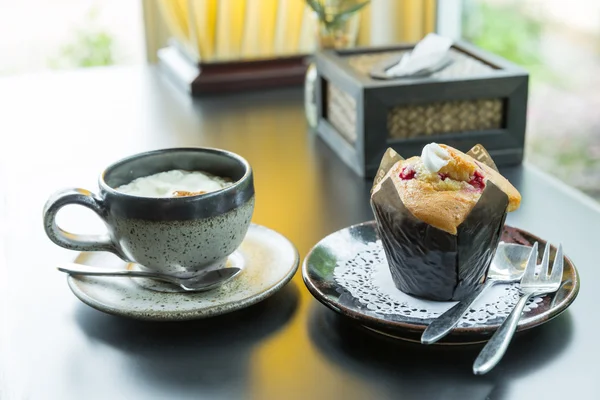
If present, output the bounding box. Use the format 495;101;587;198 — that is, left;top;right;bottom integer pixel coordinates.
314;41;529;178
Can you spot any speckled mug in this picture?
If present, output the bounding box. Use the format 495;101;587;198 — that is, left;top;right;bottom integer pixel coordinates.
43;148;255;274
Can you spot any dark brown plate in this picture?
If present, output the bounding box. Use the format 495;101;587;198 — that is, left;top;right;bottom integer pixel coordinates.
302;221;579;345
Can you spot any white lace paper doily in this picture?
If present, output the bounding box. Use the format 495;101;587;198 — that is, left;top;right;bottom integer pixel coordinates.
333;241;543;328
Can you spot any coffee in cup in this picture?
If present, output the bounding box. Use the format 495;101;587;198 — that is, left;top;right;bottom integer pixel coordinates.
43;147;255;274
115;169;233;198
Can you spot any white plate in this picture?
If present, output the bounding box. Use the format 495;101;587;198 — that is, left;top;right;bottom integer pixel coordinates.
67;223;299;321
303;221;579;344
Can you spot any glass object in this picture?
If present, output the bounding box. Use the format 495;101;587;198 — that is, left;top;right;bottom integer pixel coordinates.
304;1;364;129
305;63;319;129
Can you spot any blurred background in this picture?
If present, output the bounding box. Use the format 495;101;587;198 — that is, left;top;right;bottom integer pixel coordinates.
1;0;599;200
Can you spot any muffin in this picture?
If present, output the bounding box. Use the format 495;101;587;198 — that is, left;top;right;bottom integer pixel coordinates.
370;143;521;301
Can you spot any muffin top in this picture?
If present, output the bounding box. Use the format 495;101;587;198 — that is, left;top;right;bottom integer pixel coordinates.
372;143;521;235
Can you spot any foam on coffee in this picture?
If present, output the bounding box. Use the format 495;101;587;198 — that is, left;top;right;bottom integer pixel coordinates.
116;170;233;197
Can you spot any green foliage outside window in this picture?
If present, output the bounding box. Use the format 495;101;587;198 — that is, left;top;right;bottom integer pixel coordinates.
462;0;557;84
48;7;115;69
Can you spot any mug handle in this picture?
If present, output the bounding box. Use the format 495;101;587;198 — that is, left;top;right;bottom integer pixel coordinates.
43;188;123;258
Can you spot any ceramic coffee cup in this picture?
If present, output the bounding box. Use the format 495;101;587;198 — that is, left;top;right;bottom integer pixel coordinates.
43;147;255;273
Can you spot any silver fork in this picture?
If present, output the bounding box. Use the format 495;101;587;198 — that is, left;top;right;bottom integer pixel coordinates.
472;241;564;375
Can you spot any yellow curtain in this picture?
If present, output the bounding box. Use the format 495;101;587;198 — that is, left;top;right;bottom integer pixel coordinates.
156;0;190;47
297;6;318;54
190;0;217;60
214;0;247;60
406;0;437;41
357;0;437;46
357;2;372;46
155;0;436;60
242;0;279;58
273;0;308;56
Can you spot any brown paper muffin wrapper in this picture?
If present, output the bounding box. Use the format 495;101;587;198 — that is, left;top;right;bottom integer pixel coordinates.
370;145;509;301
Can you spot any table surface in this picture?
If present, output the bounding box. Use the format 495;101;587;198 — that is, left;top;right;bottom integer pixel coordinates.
0;66;597;400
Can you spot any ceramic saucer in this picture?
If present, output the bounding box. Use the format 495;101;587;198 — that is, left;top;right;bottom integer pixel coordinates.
67;223;299;321
302;221;579;345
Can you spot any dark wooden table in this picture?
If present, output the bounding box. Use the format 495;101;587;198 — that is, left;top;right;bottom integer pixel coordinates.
0;66;597;400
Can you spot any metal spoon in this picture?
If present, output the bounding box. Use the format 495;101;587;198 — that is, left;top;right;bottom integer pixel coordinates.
57;263;241;292
421;243;533;344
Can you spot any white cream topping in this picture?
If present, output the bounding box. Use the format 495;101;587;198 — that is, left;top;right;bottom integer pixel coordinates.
421;143;451;173
116;169;232;197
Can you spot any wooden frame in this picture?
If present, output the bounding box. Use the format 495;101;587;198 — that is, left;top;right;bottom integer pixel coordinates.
157;42;309;95
315;41;529;178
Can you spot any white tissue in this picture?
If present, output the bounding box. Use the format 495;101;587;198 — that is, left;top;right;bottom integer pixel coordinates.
385;33;453;77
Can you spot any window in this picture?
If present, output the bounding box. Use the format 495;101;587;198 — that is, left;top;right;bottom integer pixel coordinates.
0;0;145;75
460;0;600;200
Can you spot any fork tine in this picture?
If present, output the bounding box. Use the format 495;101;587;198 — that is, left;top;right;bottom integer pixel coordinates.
540;243;551;278
521;242;539;284
550;244;564;283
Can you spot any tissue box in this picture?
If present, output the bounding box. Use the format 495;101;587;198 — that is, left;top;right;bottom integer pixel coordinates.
314;41;529;177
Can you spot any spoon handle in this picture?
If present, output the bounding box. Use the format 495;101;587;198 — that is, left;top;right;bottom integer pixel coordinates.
472;292;533;375
57;263;169;280
421;280;495;344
